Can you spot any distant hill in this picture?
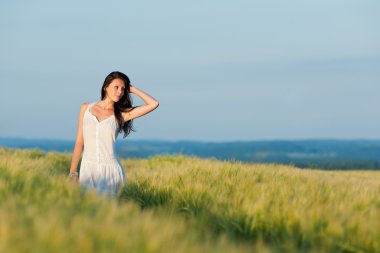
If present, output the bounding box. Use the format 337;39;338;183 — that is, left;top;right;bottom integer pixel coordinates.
1;137;380;170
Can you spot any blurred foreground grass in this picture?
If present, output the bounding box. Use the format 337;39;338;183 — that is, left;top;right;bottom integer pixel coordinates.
0;147;379;253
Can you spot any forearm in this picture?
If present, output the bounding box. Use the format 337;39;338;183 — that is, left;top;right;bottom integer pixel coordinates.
69;143;83;173
130;86;159;106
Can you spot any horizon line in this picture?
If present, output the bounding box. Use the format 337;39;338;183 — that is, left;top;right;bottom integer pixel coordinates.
1;136;380;143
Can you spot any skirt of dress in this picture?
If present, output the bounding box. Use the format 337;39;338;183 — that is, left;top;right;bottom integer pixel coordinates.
78;157;127;198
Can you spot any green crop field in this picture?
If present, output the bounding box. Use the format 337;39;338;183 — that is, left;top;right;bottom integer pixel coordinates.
0;147;379;253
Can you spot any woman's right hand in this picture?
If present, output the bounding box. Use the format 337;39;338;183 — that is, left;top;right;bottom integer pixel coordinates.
70;175;79;184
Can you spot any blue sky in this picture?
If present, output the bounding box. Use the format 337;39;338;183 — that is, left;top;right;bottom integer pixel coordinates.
1;0;379;141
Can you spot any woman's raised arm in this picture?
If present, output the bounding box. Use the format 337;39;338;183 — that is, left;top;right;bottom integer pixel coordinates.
122;85;159;121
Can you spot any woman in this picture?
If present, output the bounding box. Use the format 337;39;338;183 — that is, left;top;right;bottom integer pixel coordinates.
68;71;159;198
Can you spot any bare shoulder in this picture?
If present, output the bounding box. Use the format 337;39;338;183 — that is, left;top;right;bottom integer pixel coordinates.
77;102;91;118
80;102;91;111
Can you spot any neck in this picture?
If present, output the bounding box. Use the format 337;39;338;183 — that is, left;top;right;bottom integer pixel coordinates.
99;99;114;110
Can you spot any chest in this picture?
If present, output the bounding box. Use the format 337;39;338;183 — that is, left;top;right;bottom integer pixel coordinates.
88;106;115;123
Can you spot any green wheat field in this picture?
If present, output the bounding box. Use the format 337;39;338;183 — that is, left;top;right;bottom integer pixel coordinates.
0;147;379;253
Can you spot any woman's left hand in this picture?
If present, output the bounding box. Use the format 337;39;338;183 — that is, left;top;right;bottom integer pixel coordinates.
129;84;136;93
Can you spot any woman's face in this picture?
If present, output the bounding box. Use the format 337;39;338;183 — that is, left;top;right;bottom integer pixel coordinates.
105;78;126;102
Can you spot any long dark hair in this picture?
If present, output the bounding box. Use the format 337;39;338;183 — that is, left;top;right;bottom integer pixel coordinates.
101;71;136;138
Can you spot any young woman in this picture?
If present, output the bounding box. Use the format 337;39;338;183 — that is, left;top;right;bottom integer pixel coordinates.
68;71;159;198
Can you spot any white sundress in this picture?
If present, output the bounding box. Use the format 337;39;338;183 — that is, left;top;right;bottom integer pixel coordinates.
79;102;127;198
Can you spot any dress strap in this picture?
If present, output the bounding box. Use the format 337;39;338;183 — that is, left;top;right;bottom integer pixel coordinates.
87;102;95;112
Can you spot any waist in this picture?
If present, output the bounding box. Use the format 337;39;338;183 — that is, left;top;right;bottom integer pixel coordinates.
82;153;118;163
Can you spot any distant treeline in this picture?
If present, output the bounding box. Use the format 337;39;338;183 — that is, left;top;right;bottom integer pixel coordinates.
1;137;380;170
